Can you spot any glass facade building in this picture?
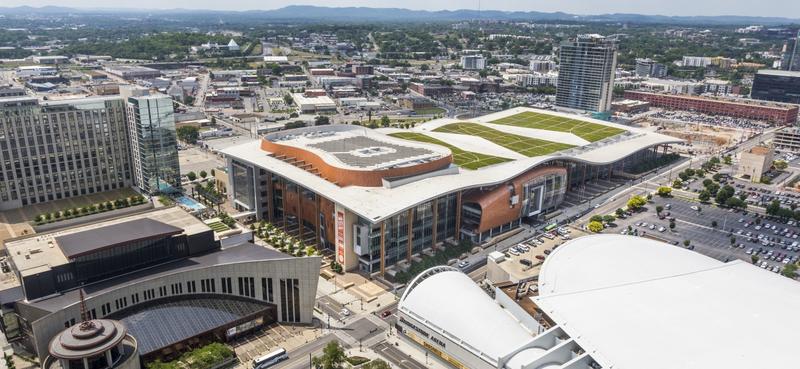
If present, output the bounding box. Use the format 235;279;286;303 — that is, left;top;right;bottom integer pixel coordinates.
751;70;800;104
125;94;180;194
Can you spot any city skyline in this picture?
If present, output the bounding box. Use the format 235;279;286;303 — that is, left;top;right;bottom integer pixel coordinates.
1;0;799;18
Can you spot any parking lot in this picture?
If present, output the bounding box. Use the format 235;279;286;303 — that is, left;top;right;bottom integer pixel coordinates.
612;196;800;274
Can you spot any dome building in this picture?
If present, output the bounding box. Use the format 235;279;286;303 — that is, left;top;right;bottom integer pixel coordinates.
46;297;139;369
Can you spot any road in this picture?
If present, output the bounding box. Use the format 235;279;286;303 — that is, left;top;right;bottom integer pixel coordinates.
276;334;342;369
371;342;428;369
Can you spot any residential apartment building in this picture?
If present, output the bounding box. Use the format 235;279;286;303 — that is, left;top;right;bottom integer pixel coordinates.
624;90;798;124
635;58;667;78
751;69;800;104
0;96;133;210
556;34;617;113
124;92;181;194
460;55;486;70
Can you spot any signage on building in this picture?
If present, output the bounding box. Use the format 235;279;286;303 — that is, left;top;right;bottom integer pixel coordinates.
336;210;345;264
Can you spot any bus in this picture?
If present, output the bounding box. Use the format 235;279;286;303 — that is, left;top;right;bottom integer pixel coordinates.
252;348;288;369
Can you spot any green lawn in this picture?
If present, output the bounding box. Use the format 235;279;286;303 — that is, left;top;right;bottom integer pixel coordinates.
433;123;575;157
414;107;446;115
390;132;511;169
208;221;230;232
490;111;625;142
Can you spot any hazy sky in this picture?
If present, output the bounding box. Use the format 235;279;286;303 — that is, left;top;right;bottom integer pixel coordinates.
3;0;799;18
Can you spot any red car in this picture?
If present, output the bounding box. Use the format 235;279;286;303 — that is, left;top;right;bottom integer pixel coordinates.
380;310;392;318
535;255;546;261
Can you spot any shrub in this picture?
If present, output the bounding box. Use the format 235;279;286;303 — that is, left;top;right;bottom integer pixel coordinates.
588;221;604;233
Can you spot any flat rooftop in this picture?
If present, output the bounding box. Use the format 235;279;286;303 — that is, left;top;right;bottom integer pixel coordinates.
266;126;450;171
55;218;183;259
5;207;210;277
628;90;798;110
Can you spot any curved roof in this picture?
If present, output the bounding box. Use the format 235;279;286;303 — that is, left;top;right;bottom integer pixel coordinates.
223;108;680;222
49;319;128;359
535;234;800;369
399;267;541;366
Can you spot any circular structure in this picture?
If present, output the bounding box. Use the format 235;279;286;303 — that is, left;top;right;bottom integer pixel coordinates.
47;319;139;369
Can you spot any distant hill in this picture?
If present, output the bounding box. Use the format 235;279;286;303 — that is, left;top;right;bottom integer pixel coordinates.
0;5;798;25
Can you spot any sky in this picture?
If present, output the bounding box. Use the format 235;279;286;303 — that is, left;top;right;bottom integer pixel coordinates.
3;0;799;18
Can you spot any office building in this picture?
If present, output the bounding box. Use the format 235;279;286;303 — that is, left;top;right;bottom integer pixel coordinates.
780;31;800;71
681;56;713;67
124;92;181;194
103;66;161;81
0;96;133;210
737;146;774;182
624;90;798;124
556;34;618;113
751;69;800;104
0;206;320;363
634;58;667;78
222;108;678;276
397;234;800;369
460;55;486;70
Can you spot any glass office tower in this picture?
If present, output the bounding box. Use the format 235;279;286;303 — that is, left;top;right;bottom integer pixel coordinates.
126;94;181;194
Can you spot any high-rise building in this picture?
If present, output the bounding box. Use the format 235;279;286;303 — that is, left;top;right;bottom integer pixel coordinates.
124;92;181;194
635;58;667;78
751;69;800;104
556;34;618;113
460;55;486;70
780;31;800;71
0;96;133;210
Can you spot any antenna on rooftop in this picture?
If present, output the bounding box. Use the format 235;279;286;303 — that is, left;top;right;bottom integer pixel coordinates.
78;288;96;330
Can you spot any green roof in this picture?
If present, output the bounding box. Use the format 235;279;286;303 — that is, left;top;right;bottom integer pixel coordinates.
490;111;625;142
432;122;575;157
389;132;511;170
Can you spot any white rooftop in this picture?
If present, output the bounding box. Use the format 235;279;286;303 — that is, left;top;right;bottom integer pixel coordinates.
222;107;679;222
535;234;800;369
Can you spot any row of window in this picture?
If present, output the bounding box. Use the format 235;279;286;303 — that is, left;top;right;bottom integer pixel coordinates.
64;276;298;328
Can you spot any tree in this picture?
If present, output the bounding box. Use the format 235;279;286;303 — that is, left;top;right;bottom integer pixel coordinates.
656;205;664;214
669;219;676;230
627;195;647;211
590;215;604;223
730;236;736;245
380;115;390;127
199;170;208;179
602;214;616;224
782;263;798;278
187;172;197;181
766;200;781;216
683;239;691;247
588;221;604;233
703;178;713;187
672;179;683;189
678;172;690;181
723;155;733;165
311;341;346;369
283;93;294;105
210;169;216;177
176;126;200;144
210;116;217;125
362;359;391;369
314;115;331;125
615;208;625;217
751;255;759;264
774;160;788;170
712;173;722;182
657;186;672;197
726;197;746;209
711;220;718;228
698;190;711;202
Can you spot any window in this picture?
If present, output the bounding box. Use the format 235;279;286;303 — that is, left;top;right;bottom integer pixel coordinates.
221;277;232;294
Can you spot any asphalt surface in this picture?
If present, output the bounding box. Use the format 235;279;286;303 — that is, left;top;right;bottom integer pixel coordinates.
613;196;799;274
371;342;428;369
276;334;342;369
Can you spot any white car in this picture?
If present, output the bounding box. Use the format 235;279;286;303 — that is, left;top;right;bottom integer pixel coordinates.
658;226;666;232
340;308;350;317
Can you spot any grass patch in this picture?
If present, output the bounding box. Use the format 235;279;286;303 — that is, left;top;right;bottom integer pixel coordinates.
433;122;575;157
207;221;230;232
413;107;446;115
389;132;511;169
490;111;625;142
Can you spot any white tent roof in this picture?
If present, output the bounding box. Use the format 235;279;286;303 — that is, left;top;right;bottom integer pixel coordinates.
535;234;800;369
